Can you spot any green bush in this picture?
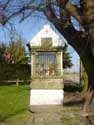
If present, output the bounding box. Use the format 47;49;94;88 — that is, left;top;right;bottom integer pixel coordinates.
64;84;82;92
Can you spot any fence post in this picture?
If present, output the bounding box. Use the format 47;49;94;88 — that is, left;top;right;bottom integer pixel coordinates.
16;78;19;86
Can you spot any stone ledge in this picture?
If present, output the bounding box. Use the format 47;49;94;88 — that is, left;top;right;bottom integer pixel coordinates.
31;79;64;89
30;105;63;113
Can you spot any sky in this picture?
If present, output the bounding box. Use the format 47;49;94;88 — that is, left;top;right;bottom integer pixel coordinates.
0;13;80;73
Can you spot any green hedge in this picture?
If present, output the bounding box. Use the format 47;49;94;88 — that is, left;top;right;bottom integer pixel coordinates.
0;63;31;85
64;84;82;92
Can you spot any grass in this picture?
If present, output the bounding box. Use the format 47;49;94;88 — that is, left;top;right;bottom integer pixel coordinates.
0;85;32;124
61;116;72;124
61;107;83;125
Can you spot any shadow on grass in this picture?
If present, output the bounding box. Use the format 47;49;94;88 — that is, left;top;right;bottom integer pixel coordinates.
0;108;28;123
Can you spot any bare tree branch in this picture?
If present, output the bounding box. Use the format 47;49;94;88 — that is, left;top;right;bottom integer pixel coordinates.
0;2;44;25
3;0;11;10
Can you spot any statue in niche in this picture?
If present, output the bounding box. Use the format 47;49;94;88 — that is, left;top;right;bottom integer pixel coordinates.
48;61;55;76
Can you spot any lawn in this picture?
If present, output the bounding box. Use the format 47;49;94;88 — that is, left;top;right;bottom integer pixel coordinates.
0;85;32;125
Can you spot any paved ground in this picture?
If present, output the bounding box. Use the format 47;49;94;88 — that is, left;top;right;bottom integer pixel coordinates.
29;92;87;125
32;112;62;125
30;105;63;125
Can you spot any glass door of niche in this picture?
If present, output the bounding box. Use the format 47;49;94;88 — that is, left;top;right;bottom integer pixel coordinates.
35;51;57;76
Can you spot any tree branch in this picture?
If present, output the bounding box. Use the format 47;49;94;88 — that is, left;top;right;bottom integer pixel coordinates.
44;0;88;56
80;0;94;25
0;3;44;25
45;0;57;19
3;0;11;10
65;1;82;24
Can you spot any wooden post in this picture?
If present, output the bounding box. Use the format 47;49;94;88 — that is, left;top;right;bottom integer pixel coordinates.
16;78;19;86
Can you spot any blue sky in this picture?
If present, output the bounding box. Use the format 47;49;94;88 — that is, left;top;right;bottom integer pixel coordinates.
0;13;80;72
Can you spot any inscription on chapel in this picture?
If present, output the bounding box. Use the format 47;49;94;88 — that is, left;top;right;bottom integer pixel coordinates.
41;38;52;48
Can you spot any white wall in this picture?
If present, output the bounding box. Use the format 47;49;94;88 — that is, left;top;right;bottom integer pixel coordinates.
30;89;64;105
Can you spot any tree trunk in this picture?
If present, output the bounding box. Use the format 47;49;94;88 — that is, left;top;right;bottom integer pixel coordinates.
83;76;94;113
83;89;94;113
81;49;94;113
